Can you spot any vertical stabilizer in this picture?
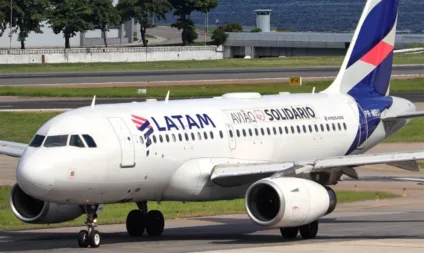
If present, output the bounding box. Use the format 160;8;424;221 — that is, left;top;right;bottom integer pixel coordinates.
323;0;399;98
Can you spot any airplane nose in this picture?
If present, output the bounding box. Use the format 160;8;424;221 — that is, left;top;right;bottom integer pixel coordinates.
16;155;55;199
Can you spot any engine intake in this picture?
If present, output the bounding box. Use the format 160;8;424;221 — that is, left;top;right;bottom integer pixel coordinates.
245;177;337;228
10;184;84;224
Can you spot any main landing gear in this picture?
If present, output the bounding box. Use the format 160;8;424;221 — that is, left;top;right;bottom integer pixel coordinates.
78;205;101;248
126;201;165;237
280;220;319;240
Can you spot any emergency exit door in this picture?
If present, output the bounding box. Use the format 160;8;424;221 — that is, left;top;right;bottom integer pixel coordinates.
108;117;136;168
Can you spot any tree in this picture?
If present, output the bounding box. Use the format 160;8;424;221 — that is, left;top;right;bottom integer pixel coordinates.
88;0;120;47
211;29;227;45
168;0;218;46
224;22;243;32
48;0;94;49
117;0;171;47
4;0;50;49
0;0;7;37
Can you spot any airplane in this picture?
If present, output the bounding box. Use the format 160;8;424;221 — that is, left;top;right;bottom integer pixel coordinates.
1;0;424;249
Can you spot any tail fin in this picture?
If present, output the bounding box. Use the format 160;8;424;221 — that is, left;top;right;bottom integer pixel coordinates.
324;0;400;97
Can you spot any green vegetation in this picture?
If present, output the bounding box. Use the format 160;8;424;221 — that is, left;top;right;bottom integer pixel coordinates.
223;22;243;32
251;28;262;33
1;78;424;98
211;29;228;45
384;118;424;143
0;54;422;74
0;185;396;231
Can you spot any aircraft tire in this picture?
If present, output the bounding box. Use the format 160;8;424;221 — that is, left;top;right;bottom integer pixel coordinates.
77;230;89;248
126;210;146;236
146;210;165;237
280;227;299;239
88;230;101;248
299;220;319;239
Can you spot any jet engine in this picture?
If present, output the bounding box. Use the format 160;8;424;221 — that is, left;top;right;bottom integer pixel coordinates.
9;184;84;224
245;177;336;228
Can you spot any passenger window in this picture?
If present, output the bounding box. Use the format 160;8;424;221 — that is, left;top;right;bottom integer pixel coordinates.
44;135;68;148
185;133;189;141
343;123;347;130
83;135;97;148
285;126;289;134
242;129;246;137
303;125;307;133
178;133;183;142
308;125;313;133
29;135;45;147
198;132;202;140
261;128;265;136
236;129;240;137
320;124;325;132
229;130;233;138
139;136;145;145
279;127;283;135
210;131;214;139
326;124;330;131
338;123;342;131
273;127;277;135
220;131;224;138
70;135;85;148
191;133;195;141
166;134;170;143
314;124;319;132
159;135;164;143
291;126;295;134
297;126;301;133
249;129;253;136
332;123;336;131
153;135;157;143
255;128;259;136
267;128;271;135
172;134;177;142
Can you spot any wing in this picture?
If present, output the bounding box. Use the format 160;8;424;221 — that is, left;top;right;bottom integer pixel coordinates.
382;111;424;121
0;141;27;157
211;151;424;187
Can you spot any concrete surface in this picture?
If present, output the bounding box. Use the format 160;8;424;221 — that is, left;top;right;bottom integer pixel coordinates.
0;65;422;86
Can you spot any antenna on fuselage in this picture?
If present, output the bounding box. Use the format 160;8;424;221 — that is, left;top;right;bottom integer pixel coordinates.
312;87;316;95
165;90;170;103
91;95;96;108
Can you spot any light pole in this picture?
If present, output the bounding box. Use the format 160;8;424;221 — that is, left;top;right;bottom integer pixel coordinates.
9;0;12;49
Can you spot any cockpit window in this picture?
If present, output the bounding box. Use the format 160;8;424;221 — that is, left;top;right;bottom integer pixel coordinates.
70;135;85;148
82;135;97;148
44;135;68;147
29;135;45;147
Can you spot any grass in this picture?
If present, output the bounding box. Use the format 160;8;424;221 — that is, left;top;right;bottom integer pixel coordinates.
1;78;424;98
0;54;422;74
0;185;396;231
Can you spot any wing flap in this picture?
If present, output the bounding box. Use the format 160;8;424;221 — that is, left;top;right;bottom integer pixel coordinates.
0;141;27;158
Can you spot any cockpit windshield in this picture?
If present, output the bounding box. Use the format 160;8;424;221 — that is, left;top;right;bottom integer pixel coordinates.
44;135;68;148
70;135;85;148
29;135;45;147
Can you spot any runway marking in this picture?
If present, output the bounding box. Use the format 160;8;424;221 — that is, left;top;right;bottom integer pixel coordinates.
336;199;424;212
0;105;12;108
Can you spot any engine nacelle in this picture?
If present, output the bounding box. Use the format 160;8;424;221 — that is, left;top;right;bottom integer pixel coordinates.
245;177;337;228
10;184;84;224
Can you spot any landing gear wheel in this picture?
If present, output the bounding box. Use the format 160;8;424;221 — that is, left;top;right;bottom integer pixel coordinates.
299;220;319;239
146;210;165;237
77;230;89;248
280;227;299;239
88;230;101;248
126;210;146;236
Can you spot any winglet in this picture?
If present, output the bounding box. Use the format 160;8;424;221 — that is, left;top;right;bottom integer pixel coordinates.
165;91;170;104
91;95;96;108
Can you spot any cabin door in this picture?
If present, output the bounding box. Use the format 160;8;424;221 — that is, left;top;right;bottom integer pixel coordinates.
108;117;136;168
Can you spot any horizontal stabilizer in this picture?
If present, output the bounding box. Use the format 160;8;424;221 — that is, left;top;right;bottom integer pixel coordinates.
381;111;424;121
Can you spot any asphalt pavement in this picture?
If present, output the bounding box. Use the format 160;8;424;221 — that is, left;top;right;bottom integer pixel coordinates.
0;65;422;86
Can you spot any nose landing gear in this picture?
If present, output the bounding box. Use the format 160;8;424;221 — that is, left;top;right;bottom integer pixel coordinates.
77;205;101;248
126;201;165;237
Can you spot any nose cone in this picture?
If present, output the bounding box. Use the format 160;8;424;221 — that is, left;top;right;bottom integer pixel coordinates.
16;152;55;199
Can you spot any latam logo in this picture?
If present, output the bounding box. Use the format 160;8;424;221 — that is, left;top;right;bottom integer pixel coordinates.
132;115;154;156
151;114;216;132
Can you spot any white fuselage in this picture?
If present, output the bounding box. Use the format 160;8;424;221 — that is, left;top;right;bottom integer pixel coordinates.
16;92;415;205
